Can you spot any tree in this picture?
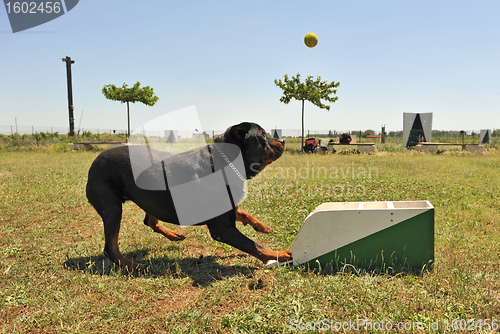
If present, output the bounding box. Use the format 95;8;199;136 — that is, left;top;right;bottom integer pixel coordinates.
102;81;159;142
362;129;376;138
275;73;340;152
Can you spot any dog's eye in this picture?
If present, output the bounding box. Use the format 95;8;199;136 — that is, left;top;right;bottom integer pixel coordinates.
256;135;266;146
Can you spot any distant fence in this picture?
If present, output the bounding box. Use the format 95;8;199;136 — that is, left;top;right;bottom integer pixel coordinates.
0;125;225;139
0;125;128;136
0;126;381;138
0;125;497;139
0;126;333;138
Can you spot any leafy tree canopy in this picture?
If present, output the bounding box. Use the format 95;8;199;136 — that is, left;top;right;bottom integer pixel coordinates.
274;73;339;109
102;81;158;106
102;81;159;142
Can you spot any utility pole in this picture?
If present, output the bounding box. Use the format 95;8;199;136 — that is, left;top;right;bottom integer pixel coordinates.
62;56;75;137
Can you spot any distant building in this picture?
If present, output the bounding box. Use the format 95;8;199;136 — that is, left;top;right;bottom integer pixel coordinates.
193;132;209;139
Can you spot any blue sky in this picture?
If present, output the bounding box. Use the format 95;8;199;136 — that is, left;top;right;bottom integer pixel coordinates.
1;1;499;136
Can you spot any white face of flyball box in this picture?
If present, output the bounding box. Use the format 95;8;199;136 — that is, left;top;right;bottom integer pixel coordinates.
291;201;434;269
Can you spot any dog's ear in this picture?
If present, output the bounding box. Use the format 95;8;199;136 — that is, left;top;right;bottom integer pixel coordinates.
227;122;254;144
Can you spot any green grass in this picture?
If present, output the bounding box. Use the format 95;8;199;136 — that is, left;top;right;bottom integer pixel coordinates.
1;149;500;333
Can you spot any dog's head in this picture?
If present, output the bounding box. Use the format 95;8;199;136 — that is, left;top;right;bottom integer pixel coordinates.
215;122;285;179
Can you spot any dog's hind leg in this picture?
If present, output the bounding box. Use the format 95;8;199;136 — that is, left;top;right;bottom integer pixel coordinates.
236;209;271;234
86;184;144;273
143;213;186;241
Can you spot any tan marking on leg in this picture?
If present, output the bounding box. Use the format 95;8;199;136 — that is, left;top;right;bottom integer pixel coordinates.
146;214;186;241
236;209;271;234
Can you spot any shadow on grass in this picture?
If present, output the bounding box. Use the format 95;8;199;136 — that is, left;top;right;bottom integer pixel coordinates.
63;249;257;287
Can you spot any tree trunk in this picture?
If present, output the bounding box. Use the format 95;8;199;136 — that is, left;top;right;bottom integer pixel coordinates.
127;101;130;143
301;99;305;153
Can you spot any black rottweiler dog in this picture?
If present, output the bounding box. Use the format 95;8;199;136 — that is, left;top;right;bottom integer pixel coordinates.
86;122;292;272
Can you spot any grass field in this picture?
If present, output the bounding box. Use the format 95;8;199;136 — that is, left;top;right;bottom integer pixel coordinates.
1;147;500;333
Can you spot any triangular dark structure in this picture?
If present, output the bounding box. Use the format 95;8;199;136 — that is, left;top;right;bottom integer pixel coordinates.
165;131;177;144
481;131;490;144
407;114;426;147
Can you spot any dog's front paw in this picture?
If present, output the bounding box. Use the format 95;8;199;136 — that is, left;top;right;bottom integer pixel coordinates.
276;249;292;262
261;249;292;263
236;209;271;234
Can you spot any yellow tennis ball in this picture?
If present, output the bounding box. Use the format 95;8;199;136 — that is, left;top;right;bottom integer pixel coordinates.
304;33;318;48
